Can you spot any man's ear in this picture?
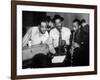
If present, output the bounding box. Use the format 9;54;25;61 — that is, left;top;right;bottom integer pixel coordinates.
38;26;41;31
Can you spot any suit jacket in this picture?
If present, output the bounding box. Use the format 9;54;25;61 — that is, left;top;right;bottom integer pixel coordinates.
70;27;89;48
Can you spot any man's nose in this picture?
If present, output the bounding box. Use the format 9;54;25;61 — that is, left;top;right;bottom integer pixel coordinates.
43;29;46;31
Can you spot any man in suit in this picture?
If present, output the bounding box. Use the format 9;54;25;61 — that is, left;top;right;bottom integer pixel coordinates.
71;19;89;66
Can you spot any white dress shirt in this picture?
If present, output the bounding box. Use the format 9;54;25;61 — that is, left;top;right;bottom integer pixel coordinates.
49;27;71;47
48;27;71;54
22;27;49;47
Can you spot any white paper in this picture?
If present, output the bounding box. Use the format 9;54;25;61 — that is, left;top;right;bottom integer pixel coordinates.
52;55;66;63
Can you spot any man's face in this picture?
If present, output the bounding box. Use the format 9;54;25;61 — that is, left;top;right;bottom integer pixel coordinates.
55;19;62;30
72;22;79;31
81;22;86;27
47;21;54;31
40;22;47;34
48;21;54;28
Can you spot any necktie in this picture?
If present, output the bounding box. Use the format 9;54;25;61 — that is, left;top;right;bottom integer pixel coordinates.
59;30;62;46
58;30;62;55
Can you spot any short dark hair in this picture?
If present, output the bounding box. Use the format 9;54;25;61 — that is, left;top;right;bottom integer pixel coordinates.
53;15;64;22
46;16;53;22
73;18;80;25
39;18;47;25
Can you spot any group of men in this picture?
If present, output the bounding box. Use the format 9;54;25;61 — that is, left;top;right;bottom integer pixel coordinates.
22;14;89;68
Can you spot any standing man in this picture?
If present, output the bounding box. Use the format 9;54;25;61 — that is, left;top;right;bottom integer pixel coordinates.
80;19;89;34
48;15;71;56
80;19;89;66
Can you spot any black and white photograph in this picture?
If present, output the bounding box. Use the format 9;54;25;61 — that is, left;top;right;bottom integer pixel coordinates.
11;1;97;79
22;11;90;69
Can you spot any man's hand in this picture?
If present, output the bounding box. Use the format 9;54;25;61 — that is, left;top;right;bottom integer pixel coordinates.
73;42;80;48
61;40;66;46
49;48;56;54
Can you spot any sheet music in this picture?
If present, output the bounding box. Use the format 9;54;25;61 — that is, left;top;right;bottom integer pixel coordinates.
52;55;66;63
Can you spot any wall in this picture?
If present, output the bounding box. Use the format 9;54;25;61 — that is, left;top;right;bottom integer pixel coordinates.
0;0;99;80
47;12;89;28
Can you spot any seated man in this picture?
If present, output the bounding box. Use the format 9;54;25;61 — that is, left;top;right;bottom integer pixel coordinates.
22;19;49;47
70;19;89;66
48;15;71;55
47;15;71;66
22;19;50;68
